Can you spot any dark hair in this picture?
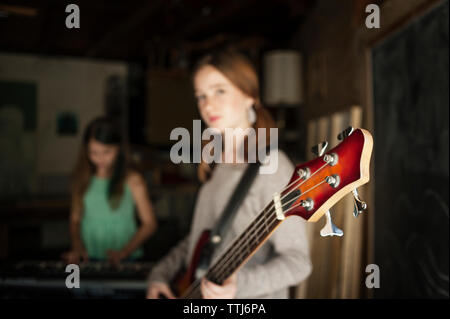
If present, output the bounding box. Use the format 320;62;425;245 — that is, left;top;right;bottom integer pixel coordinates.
71;116;132;210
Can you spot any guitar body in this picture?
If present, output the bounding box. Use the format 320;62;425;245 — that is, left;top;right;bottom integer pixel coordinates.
171;230;211;297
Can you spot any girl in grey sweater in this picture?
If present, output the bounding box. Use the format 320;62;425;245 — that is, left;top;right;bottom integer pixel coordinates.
146;51;312;299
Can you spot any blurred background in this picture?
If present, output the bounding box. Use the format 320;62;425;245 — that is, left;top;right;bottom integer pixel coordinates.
0;0;448;298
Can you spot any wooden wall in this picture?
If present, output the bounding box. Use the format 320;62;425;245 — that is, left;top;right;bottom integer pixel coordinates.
290;0;444;298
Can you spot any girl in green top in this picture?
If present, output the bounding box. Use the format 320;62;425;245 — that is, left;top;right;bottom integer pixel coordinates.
62;117;158;266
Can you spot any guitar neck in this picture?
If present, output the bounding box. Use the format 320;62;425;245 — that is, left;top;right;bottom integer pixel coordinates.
181;199;284;298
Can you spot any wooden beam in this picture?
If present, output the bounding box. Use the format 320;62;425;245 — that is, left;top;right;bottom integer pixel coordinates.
0;4;38;17
86;0;164;57
179;0;259;38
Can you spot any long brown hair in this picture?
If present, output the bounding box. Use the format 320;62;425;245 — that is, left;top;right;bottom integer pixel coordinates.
192;50;276;182
71;116;133;211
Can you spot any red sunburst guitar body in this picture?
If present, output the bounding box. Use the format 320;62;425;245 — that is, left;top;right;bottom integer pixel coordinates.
170;230;211;297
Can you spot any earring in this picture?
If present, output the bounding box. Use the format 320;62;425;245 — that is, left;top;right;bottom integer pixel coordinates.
248;107;256;124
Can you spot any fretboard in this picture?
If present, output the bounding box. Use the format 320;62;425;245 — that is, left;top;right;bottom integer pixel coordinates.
182;188;300;299
205;200;281;284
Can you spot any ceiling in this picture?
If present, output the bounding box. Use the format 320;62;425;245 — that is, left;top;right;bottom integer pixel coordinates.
0;0;315;63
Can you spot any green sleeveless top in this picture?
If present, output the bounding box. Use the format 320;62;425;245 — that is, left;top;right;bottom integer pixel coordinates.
81;176;143;260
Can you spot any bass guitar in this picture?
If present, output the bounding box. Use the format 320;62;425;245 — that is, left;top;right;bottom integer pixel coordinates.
172;127;373;298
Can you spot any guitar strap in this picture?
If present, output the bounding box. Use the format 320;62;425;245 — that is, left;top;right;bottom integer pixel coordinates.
195;160;262;279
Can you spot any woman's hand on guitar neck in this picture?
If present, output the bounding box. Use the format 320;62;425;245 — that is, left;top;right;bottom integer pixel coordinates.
201;273;237;299
146;281;176;299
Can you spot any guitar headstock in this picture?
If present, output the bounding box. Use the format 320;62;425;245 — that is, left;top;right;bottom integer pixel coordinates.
279;128;373;227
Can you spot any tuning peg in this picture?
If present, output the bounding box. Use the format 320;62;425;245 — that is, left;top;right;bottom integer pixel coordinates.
352;188;367;218
311;141;328;157
320;210;344;237
337;126;354;141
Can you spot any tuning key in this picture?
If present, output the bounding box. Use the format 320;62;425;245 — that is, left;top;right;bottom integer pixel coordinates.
352;188;367;218
320;210;344;237
337;126;354;141
311;141;328;157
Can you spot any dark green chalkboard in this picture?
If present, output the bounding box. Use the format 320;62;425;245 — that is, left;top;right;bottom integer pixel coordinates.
373;1;449;298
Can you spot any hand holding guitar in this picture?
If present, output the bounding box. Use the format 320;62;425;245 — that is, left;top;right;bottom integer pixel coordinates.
201;273;237;299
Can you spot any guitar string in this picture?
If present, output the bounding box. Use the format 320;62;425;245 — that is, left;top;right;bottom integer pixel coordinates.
208;178;328;279
182;174;330;298
181;204;277;298
182;161;333;298
182;206;278;298
205;159;332;278
264;160;331;214
207;179;327;284
182;198;308;299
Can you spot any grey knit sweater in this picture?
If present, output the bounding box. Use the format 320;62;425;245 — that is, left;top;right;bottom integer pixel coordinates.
147;151;312;298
